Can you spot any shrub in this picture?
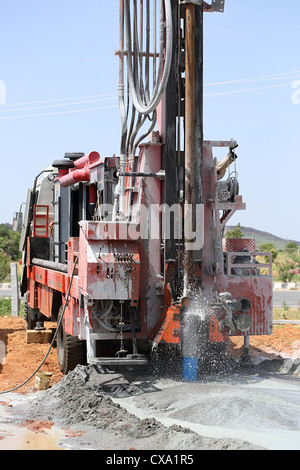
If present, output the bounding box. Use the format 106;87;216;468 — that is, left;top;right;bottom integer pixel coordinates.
260;243;278;262
0;251;10;281
275;257;299;283
0;299;11;317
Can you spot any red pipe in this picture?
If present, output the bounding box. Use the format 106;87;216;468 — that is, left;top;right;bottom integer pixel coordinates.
73;151;100;169
58;168;69;178
89;184;97;204
59;168;91;187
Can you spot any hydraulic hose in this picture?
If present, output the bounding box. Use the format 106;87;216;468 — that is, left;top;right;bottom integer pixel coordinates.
0;256;79;395
124;0;173;115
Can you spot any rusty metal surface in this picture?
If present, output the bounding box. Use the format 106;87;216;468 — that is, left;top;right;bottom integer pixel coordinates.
216;275;273;336
78;221;140;303
133;142;164;335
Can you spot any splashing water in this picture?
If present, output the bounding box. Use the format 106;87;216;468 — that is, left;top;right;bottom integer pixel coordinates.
184;295;210;322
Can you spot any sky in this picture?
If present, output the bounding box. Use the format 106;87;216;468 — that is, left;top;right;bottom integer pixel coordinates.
0;0;299;241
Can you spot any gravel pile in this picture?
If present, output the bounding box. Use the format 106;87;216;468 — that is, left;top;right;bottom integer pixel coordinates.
12;365;265;450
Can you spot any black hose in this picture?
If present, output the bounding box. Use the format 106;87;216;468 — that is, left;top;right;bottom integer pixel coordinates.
0;256;79;395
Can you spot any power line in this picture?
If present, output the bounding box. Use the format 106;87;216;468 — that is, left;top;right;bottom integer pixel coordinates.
0;71;298;112
204;82;294;97
0;93;118;108
0;96;118;114
0;104;119;120
205;71;300;87
0;72;297;119
0;82;293;119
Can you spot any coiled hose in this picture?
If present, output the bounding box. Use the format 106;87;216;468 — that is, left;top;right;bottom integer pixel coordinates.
117;0;173;218
124;0;173;115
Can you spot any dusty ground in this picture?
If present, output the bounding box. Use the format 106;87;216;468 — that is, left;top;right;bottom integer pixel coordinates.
1;317;300;394
0;316;300;451
229;323;300;360
0;317;63;394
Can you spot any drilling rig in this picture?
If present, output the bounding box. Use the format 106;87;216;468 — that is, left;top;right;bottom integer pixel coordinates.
19;0;273;381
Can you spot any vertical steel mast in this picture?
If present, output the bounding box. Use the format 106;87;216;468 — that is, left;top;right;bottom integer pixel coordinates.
184;2;201;294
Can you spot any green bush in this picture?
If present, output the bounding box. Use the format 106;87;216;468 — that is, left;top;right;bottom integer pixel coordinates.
0;251;10;281
0;224;21;282
260;243;278;262
0;298;11;317
0;299;25;318
286;242;299;255
0;225;21;261
275;257;300;283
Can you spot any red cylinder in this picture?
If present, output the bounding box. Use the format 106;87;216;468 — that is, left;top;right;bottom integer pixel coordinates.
59;169;90;187
89;184;97;204
73;151;100;169
58;168;69;178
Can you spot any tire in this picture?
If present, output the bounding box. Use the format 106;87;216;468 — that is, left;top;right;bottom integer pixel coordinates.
57;307;86;375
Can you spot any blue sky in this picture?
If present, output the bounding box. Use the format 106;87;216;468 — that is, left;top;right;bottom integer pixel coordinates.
0;0;299;241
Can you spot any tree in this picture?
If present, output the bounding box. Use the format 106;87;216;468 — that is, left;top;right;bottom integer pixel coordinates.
286;242;299;255
225;223;244;239
0;224;21;261
0;224;21;281
0;225;11;238
260;243;278;262
0;251;10;281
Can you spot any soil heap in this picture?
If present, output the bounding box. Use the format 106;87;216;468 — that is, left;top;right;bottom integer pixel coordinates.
12;365;265;450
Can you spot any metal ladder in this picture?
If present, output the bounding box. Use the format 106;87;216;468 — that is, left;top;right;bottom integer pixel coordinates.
33;205;49;238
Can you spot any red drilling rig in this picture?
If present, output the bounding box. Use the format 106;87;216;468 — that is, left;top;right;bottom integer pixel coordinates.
19;0;273;381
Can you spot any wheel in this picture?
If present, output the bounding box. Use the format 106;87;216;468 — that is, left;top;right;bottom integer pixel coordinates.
57;306;86;375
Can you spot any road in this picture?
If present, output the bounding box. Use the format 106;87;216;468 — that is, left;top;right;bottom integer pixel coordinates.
273;290;300;308
0;290;12;299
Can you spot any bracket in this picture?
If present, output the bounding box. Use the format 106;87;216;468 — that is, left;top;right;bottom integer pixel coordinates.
180;0;225;12
206;0;225;12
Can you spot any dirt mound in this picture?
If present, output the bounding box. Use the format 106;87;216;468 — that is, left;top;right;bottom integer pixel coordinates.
229;324;300;360
13;365;264;450
0;317;63;394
